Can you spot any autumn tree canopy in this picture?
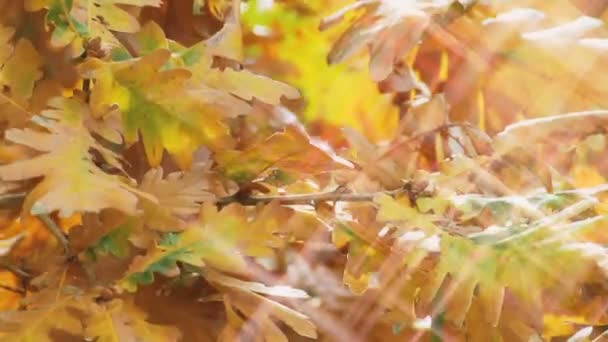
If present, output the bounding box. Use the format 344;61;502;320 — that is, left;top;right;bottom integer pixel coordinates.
0;0;607;341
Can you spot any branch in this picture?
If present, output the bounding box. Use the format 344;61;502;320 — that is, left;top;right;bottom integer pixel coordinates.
216;185;416;206
37;214;72;257
0;283;25;295
0;192;26;207
0;260;30;279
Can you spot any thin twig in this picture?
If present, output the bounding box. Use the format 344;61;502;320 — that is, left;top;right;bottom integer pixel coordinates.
0;261;30;279
37;214;72;257
380;122;478;160
215;186;412;206
0;283;25;295
82;79;91;103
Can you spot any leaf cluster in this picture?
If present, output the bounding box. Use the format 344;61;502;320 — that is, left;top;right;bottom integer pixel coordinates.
0;0;607;341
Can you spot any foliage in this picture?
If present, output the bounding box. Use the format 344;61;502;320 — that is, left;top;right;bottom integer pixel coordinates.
0;0;607;341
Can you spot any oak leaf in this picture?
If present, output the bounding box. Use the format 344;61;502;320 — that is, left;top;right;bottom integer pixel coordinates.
217;286;317;342
0;25;14;64
494;110;608;156
121;201;296;290
322;0;461;81
119;228;220;291
136;21;298;108
80;49;233;168
0;97;139;217
216;126;349;183
138;167;214;231
84;299;181;342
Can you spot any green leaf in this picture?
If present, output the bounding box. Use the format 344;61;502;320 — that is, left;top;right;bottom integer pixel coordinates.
86;225;132;260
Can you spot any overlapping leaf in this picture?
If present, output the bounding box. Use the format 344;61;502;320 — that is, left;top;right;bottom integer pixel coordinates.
207;269;317;342
25;0;162;55
242;0;400;142
136;20;299;109
322;0;465;82
357;188;608;334
216;126;349;183
121;201;295;290
0;28;44;127
0;97;139;217
0;289;85;341
84;299;181;342
80;49;232;168
218;288;317;342
138;167;214;231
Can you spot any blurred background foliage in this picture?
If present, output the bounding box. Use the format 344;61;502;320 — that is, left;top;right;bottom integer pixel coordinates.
241;0;400;143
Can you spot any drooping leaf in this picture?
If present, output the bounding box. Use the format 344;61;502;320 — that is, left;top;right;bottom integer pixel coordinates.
322;0;462;81
197;201;289;263
219;287;318;341
182;42;300;105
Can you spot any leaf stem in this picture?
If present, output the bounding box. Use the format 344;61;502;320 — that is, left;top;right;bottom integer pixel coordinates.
0;283;25;295
0;260;30;279
37;214;72;257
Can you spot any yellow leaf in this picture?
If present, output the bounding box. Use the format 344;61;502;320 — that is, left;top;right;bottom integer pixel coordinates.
375;193;438;233
255;3;399;142
84;299;181;342
0;98;139;217
138;167;214;231
0;39;42;105
26;0;162;54
216;126;348;183
572;165;605;188
0;291;84;341
542;314;579;339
